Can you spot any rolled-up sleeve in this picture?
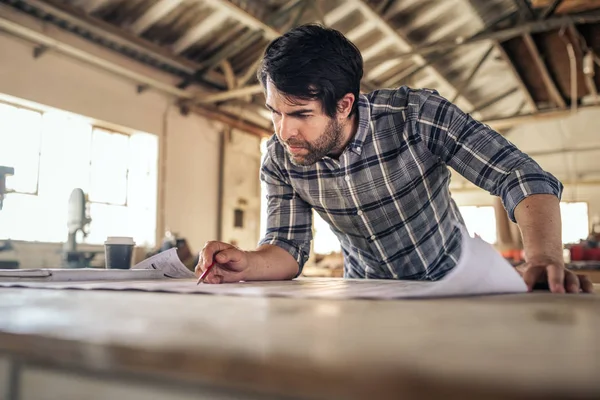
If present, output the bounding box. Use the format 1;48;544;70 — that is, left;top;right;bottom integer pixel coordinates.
416;90;563;222
258;141;313;274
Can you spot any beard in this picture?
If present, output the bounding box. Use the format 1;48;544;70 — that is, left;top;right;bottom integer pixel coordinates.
284;118;344;167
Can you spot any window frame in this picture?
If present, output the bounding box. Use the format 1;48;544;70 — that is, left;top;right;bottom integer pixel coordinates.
0;98;158;246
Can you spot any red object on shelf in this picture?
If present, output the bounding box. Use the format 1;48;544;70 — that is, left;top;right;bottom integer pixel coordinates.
584;247;600;261
571;245;584;261
570;244;600;261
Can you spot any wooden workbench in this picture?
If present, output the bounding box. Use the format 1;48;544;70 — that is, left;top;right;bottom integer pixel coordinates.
0;287;598;400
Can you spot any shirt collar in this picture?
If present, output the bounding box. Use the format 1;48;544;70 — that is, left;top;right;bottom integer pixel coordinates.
346;94;371;155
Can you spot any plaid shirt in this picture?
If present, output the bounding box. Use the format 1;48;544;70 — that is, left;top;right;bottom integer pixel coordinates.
259;87;563;280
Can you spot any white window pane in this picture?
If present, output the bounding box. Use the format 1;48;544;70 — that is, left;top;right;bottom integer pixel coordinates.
89;128;128;205
127;133;158;247
0;103;18;166
0;193;66;242
0;106;42;194
560;202;589;244
459;206;497;244
127;133;157;208
38;112;92;201
85;203;129;245
313;211;341;255
0;101;158;246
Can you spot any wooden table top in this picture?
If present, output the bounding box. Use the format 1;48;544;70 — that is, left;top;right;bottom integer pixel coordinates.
0;286;598;400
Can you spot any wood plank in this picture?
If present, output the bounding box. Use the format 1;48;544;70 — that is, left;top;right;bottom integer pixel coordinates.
0;357;10;398
19;367;253;400
522;33;568;108
0;288;598;400
531;0;600;15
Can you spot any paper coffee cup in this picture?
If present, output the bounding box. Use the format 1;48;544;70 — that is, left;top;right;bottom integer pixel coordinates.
104;236;135;269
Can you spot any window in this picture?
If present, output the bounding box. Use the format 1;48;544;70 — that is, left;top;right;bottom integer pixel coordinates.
0;101;158;247
313;211;341;255
458;206;497;244
560;202;589;244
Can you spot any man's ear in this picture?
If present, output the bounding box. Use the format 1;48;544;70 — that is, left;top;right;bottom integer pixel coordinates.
336;93;355;119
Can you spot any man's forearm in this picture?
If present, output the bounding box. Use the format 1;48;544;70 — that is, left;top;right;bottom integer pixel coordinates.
243;244;300;281
513;194;563;263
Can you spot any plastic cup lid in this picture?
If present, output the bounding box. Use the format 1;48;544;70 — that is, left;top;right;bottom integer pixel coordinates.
104;236;135;246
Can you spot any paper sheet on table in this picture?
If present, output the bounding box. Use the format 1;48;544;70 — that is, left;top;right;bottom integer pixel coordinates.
0;248;194;282
0;227;527;298
0;268;164;282
131;248;196;279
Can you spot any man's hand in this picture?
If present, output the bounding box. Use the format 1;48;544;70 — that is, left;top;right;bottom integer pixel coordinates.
513;194;594;294
195;241;250;284
515;256;594;293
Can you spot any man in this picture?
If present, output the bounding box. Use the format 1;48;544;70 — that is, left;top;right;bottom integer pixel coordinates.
196;24;593;293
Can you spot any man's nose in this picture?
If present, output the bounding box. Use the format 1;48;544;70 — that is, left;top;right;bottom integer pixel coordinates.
279;116;297;141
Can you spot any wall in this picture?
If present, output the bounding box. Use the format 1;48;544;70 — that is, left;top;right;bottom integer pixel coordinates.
0;27;228;268
221;129;262;250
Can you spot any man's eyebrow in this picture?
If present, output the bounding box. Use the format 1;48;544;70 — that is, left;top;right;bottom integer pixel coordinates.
288;108;314;116
265;104;314;115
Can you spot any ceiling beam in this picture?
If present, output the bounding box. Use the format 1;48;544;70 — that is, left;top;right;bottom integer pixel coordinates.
373;10;600;59
514;0;535;20
0;9;272;138
349;0;474;111
482;102;600;130
539;0;564;20
195;85;264;104
201;0;280;39
238;55;264;87
324;2;358;26
471;87;520;113
16;0;197;73
129;0;183;35
495;43;539;112
188;104;271;137
83;0;112;13
527;145;600;157
344;21;376;43
376;0;397;16
378;9;515;88
522;33;567;109
0;16;194;99
177;0;304;89
172;11;229;54
450;45;495;103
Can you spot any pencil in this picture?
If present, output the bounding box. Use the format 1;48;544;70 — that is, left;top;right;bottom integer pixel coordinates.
196;261;215;285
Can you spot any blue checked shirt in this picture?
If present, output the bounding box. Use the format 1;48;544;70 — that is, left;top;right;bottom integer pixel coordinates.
258;87;563;280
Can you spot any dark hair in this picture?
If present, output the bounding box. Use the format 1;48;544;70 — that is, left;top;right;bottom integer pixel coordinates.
258;24;363;118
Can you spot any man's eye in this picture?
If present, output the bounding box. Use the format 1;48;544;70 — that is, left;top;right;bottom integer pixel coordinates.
297;115;311;119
